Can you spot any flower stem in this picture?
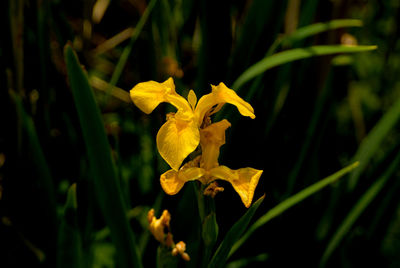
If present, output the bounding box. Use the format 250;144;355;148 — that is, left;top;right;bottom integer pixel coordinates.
193;182;218;267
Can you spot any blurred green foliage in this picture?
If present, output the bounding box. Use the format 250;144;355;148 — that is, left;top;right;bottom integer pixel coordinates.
1;0;400;267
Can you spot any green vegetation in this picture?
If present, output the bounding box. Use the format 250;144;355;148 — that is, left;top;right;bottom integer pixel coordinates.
2;0;400;267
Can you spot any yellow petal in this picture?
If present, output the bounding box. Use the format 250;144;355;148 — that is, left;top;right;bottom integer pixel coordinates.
157;116;200;170
130;77;191;114
160;170;185;195
212;82;255;118
148;209;171;243
195;82;255;125
200;119;231;147
187;90;197;110
160;167;205;195
210;166;263;208
200;120;231;170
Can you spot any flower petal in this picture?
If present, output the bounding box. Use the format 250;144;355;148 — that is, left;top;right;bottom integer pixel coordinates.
195;82;255;125
148;209;171;243
130;77;191;114
200;120;231;170
160;170;185;195
157;116;200;170
187;90;197;110
210;165;263;208
160;167;205;195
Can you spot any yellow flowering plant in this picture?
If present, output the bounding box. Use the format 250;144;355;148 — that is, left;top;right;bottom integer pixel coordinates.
130;77;263;208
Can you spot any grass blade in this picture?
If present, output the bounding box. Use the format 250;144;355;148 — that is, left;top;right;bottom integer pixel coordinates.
348;96;400;190
107;0;157;90
11;91;57;225
64;44;142;268
226;253;268;268
230;162;360;256
232;45;377;89
208;195;265;268
57;184;84;268
228;1;288;82
266;19;363;59
10;0;24;95
320;151;400;266
285;72;333;195
239;19;363;105
282;19;362;46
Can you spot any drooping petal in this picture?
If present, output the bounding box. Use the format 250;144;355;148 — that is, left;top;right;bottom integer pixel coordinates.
195;82;255;125
160;167;205;195
199;120;231;171
130;77;191;115
210;165;263;208
157;116;200;170
160;170;185;195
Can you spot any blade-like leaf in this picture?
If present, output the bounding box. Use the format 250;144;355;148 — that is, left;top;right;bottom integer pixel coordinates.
208;195;265;268
228;1;287;82
226;253;268;268
57;184;84;268
321;151;400;266
64;44;142;268
282;19;362;46
232;45;377;89
108;0;157;91
348;96;400;190
228;19;364;120
285;72;333;195
266;19;363;57
11;91;57;226
230;162;359;256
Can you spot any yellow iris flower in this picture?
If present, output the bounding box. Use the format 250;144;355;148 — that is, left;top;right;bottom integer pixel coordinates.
130;77;255;171
159;119;263;208
130;77;262;207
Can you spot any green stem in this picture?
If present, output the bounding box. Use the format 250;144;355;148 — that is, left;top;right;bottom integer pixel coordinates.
194;182;219;267
194;182;206;223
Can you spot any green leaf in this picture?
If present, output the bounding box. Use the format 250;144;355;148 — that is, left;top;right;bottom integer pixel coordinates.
92;243;116;268
227;1;288;82
232;19;363;114
11;91;57;226
156;245;178;268
230;162;360;257
226;253;268;268
282;19;362;46
64;183;78;210
320;151;400;266
202;212;219;267
232;45;377;89
107;0;158;91
285;72;333;196
202;212;219;247
208;195;265;268
64;44;142;268
57;184;84;268
348;96;400;190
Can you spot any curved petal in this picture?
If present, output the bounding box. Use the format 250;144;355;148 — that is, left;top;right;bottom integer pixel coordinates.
160;167;205;195
195;82;255;125
160;170;185;195
210;165;263;208
200;120;231;170
130;77;191;114
157;116;200;170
